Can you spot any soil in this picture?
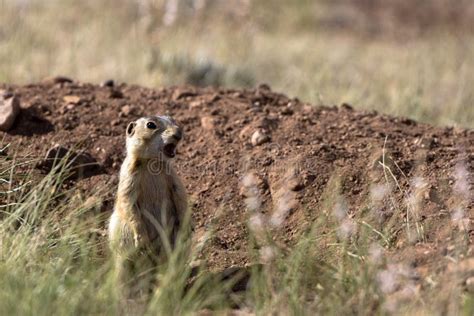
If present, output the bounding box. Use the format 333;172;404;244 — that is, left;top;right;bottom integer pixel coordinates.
0;80;472;283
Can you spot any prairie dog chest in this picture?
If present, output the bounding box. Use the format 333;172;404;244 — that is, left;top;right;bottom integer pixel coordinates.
137;170;173;215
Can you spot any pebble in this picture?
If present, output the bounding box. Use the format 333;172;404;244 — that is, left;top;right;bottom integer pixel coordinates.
239;125;253;140
111;119;121;126
101;79;115;87
37;145;100;178
0;91;20;132
63;95;81;104
466;277;474;293
42;76;73;84
120;105;132;116
189;100;202;109
281;107;294;115
201;116;215;130
109;89;124;99
251;130;270;146
341;103;354;111
285;168;306;191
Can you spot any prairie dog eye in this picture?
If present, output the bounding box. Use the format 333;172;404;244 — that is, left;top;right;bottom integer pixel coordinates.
146;122;157;129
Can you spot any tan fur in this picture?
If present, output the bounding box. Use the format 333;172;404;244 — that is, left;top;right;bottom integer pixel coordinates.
108;115;187;299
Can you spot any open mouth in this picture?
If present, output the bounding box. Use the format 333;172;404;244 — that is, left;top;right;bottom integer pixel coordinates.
163;143;177;158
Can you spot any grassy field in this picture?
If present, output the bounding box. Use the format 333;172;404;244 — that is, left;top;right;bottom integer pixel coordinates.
1;0;473;127
0;0;473;315
1;152;471;315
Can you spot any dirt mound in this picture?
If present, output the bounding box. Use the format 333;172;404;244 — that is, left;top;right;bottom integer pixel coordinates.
1;80;472;275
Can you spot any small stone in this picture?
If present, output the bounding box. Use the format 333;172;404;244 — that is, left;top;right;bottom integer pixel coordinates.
341;103;353;111
257;83;271;91
189;100;203;109
109;89;124;99
101;79;115;87
111;119;121;126
36;145;101;179
0;93;21;132
120;105;132;116
262;157;273;166
466;277;474;293
172;89;196;101
210;93;221;102
1;90;13;98
201;116;215;130
414;137;433;149
42;76;73;84
251;130;270;146
288;177;304;191
63;95;81;104
239;125;253;140
401;117;416;125
285;168;307;191
281;107;294;115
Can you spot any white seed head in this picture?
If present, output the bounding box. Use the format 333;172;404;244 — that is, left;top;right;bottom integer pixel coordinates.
244;196;261;212
259;246;276;263
377;267;399;294
338;219;356;239
270;190;294;227
242;173;259;188
368;243;385;264
333;196;348;221
411;176;428;191
370;183;390;203
249;213;265;233
453;162;471;199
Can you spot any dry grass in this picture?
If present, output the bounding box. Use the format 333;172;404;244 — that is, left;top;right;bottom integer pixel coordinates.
0;151;471;315
0;1;473;314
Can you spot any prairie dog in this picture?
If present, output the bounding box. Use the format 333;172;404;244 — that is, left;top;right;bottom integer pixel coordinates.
108;115;187;296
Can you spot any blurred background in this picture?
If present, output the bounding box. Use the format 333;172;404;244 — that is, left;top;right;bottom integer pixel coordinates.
1;0;473;127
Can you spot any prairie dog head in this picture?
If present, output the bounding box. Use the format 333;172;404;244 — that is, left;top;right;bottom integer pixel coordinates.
125;115;183;160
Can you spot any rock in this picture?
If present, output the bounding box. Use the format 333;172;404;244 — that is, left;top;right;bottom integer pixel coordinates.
341;103;353;111
257;83;271;91
42;76;73;84
111;119;121;126
1;90;13;98
210;93;221;103
287;177;304;191
36;145;101;179
0;92;21;132
201;116;215;130
189;100;203;109
280;107;294;115
172;89;197;101
466;277;474;293
63;95;81;104
285;167;306;191
101;79;115;87
251;130;270;146
109;89;123;99
239;125;253;140
120;105;132;116
414;136;433;149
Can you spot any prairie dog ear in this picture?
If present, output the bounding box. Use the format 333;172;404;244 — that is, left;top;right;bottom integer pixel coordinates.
126;122;136;137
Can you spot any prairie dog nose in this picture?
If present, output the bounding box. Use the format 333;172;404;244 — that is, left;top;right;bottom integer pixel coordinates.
172;128;183;141
168;127;183;142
